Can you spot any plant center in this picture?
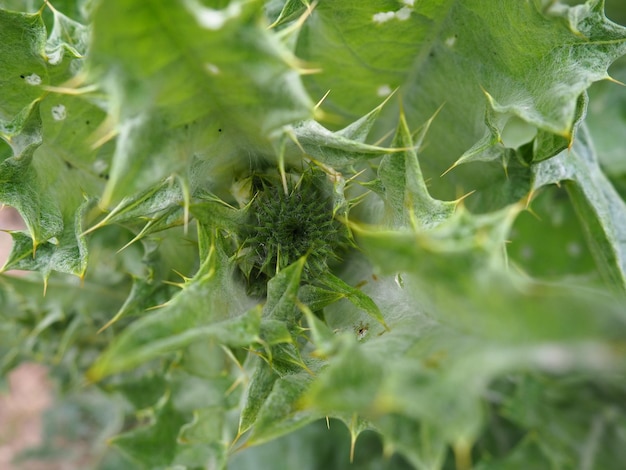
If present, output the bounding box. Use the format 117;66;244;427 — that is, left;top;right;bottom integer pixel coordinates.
239;170;346;296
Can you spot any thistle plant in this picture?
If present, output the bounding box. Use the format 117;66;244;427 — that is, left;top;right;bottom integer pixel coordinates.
2;1;626;469
234;167;351;296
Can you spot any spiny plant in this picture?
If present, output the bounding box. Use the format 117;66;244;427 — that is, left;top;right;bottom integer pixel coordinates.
236;167;351;296
2;0;626;469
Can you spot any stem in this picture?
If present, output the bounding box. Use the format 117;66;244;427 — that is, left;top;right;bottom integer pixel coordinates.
454;439;472;470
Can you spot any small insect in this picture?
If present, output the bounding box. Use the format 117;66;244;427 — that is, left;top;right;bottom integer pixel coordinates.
355;322;369;341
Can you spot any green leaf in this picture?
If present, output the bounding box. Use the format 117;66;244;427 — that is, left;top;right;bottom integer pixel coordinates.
175;405;231;469
111;396;187;469
88;303;261;381
378;109;456;228
231;418;406;470
320;272;389;330
108;371;168;411
1;80;109;270
586;57;626;177
0;104;63;246
239;360;280;436
0;270;128;375
245;372;320;447
288;97;397;168
87;231;260;381
354;202;517;275
532;124;626;291
301;305;338;357
377;415;447;470
2;197;91;280
305;340;384;414
256;319;310;375
454;93;587;170
44;1;89;65
83;176;187;237
87;0;313;205
268;0;309;29
341;195;626;455
507;185;597;279
489;375;626;469
179;406;225;445
97;275;174;335
298;0;626;194
190;192;245;234
263;256;305;322
297;284;344;312
0;8;47;124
